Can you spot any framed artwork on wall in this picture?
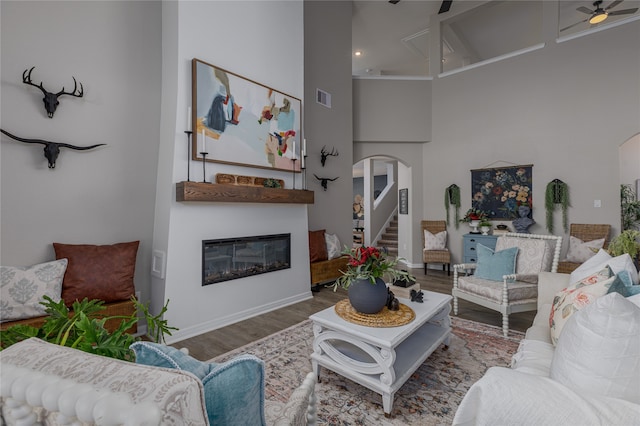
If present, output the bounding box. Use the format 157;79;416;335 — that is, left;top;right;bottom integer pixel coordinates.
192;58;302;172
470;164;533;219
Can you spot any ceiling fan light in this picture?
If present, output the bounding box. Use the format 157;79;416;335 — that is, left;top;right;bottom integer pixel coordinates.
589;11;608;24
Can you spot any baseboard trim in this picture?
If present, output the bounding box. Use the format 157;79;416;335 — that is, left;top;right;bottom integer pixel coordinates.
166;291;313;344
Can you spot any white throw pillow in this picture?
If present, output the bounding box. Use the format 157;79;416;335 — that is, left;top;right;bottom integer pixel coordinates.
565;236;605;263
0;259;68;322
550;292;640;404
549;266;615;346
569;250;639;285
324;233;342;259
424;230;447;250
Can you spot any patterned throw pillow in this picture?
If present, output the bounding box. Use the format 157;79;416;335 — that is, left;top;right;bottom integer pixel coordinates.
324;233;342;259
424;230;447;250
565;236;605;263
0;259;68;322
549;266;616;345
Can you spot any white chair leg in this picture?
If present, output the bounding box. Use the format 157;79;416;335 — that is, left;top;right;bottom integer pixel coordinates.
502;314;509;337
453;295;458;315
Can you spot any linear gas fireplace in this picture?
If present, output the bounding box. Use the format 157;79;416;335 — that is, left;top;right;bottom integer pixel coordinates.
202;233;291;285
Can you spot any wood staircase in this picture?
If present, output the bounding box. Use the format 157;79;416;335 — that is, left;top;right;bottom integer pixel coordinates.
377;216;398;256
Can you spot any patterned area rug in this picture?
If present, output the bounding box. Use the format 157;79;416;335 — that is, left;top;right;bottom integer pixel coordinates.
212;315;524;425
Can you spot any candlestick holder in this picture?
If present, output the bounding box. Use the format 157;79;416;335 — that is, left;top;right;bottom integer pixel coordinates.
291;158;297;189
184;130;192;181
200;152;209;183
302;155;307;190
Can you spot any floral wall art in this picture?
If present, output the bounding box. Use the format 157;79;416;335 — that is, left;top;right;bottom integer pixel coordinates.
470;165;533;219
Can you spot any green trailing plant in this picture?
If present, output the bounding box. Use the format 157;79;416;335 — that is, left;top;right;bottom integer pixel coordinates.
263;178;282;188
445;184;461;229
620;184;640;231
0;296;177;361
479;219;492;228
545;180;569;233
607;229;640;261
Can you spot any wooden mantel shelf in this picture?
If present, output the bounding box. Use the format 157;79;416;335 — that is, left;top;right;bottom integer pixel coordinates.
176;181;314;204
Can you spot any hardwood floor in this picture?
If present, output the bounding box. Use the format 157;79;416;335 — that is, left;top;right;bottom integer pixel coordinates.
175;267;535;361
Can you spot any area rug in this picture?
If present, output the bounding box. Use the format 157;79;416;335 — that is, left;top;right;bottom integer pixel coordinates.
212;315;524;425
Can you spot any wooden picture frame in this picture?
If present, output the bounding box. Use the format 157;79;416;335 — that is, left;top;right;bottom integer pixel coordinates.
470;164;533;219
191;58;302;172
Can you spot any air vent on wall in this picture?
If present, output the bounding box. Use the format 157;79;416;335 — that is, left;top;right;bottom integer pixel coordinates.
316;88;332;108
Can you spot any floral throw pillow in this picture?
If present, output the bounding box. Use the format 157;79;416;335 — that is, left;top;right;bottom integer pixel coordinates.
0;259;68;322
549;266;616;345
424;230;447;250
565;236;605;263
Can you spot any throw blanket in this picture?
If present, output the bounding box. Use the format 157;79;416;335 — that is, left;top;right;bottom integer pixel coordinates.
452;367;640;426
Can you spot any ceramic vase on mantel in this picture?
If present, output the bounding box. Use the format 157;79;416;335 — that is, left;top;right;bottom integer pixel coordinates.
348;277;388;314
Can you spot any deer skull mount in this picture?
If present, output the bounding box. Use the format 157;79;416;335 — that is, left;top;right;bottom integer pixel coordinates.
1;129;105;169
23;67;84;118
314;174;339;191
320;145;338;167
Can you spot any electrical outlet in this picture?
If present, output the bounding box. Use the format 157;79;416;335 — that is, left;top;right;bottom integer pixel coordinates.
594;199;601;208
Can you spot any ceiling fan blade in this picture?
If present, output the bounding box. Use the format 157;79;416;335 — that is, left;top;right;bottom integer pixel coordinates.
438;0;453;14
608;7;639;15
605;0;624;11
560;18;589;32
577;6;594;14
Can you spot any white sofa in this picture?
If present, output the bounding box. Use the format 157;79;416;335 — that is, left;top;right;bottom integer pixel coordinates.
0;338;317;425
452;271;640;425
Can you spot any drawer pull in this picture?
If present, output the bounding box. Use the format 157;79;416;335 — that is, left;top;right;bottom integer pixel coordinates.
470;239;476;242
470;247;476;251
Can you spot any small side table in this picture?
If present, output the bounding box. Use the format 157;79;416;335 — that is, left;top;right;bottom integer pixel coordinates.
462;234;498;264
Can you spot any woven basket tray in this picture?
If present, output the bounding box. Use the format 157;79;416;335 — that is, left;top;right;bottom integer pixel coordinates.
335;299;415;327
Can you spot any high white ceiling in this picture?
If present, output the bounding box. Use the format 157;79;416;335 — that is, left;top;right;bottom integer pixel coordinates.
352;0;640;77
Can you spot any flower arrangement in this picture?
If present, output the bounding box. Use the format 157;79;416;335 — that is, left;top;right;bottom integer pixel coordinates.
459;208;489;223
332;246;415;290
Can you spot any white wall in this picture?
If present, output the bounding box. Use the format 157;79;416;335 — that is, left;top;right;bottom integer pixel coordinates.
0;1;162;302
154;1;308;343
427;19;640;261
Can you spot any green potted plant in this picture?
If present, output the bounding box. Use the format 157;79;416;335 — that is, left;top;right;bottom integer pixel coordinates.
0;296;176;361
621;184;640;231
608;229;640;268
545;180;569;233
445;184;461;229
479;219;492;235
460;208;490;234
332;246;414;314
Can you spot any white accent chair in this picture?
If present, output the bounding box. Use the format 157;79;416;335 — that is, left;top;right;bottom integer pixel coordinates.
452;233;562;337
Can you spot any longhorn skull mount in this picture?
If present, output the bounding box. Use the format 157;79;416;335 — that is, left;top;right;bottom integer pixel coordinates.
23;67;84;118
320;145;338;167
0;129;105;169
314;174;339;191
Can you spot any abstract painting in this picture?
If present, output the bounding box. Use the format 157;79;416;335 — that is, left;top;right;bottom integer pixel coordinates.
192;58;302;172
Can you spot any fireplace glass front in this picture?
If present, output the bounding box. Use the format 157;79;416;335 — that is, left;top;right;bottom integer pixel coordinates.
202;233;291;285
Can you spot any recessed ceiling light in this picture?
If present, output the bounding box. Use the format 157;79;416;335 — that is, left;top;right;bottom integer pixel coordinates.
354;51;362;57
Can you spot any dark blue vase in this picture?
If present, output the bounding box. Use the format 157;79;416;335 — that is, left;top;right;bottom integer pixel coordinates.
348;277;388;314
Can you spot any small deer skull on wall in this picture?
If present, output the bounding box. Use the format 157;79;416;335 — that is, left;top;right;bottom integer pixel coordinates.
320;145;338;167
22;67;84;118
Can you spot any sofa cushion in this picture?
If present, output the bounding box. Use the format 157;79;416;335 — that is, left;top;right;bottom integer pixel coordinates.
324;232;342;259
131;341;266;426
549;266;615;345
565;236;605;263
457;275;538;303
53;241;138;305
474;244;518;281
1;338;208;425
424;230;447;250
0;259;68;322
550;292;640;404
570;250;639;285
511;339;555;376
607;270;640;297
308;230;328;263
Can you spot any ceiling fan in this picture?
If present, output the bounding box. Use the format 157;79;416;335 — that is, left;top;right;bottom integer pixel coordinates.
561;0;639;31
388;0;453;14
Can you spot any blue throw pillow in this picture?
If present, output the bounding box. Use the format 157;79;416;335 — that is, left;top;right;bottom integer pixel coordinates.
474;244;518;281
607;270;640;297
131;342;266;426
